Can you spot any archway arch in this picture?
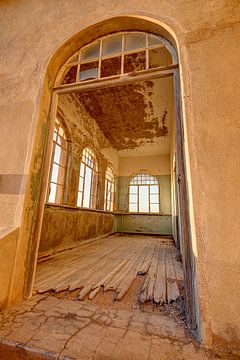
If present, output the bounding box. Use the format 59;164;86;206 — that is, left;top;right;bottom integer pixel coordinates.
14;15;198;338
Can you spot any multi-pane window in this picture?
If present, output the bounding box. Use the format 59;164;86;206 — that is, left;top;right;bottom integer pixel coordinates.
104;167;115;211
129;173;160;213
77;147;98;208
48;119;68;204
60;32;172;85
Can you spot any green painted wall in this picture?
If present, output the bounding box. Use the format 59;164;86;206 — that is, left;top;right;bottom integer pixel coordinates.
115;175;172;235
117;175;171;214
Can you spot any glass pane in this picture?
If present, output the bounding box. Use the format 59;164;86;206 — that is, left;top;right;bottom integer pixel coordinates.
53;131;57;142
130;185;138;194
78;176;84;192
80;163;85;177
150;194;159;203
81;41;100;60
150;185;159;194
77;192;83;207
79;61;99;81
139;186;149;212
149;47;172;68
49;183;57;203
101;56;121;78
124;51;146;73
61;66;77;84
148;35;163;47
129;203;137;212
83;167;92;207
124;33;146;51
67;52;79;64
129;194;137;203
54;144;61;164
102;35;122;56
51;163;59;183
150;204;159;213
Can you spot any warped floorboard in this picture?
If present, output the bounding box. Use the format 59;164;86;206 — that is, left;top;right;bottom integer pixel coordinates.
34;234;184;304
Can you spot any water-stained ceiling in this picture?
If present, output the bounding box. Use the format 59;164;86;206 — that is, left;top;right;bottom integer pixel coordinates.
66;76;174;156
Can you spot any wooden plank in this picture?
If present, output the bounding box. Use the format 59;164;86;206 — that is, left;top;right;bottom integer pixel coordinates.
115;241;151;300
153;245;166;304
166;246;180;303
104;239;145;291
146;241;161;301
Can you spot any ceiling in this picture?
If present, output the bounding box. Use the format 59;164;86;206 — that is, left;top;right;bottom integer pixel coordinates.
68;76;174;157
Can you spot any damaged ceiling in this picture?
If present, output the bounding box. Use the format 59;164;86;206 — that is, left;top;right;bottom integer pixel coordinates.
60;76;174;156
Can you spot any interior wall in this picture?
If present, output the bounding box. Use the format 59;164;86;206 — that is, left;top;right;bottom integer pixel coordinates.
39;205;114;256
39;93;119;253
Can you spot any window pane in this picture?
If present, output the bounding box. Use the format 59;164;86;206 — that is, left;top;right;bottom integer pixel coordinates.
83;167;92;207
81;41;100;60
148;35;163;46
79;61;99;81
102;35;122;56
149;47;172;68
130;185;138;194
80;163;85;177
124;33;146;51
61;66;77;85
54;144;61;164
150;204;159;213
139;186;149;212
129;203;137;212
77;192;83;207
124;51;146;73
129;194;137;203
101;56;121;78
78;176;84;192
150;185;159;194
67;52;79;64
51;163;59;183
49;183;57;203
150;194;159;203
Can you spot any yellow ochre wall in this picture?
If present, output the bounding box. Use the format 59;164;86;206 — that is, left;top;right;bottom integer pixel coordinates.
0;1;239;353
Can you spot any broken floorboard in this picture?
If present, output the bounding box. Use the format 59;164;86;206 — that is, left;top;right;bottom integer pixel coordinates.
34;234;184;304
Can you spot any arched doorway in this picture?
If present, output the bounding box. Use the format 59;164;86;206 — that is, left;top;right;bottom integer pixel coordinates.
19;17;198;338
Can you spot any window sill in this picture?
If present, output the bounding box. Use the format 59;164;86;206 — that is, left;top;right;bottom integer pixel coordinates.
45;202;114;215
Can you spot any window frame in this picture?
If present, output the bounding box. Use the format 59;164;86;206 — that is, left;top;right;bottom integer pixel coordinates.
128;173;160;213
58;31;173;86
104;167;115;212
77;146;98;209
47;118;69;205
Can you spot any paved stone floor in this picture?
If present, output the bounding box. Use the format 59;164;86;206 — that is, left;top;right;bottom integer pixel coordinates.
0;295;238;359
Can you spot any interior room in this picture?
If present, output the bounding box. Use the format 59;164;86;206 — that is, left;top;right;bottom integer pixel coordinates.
34;32;183;309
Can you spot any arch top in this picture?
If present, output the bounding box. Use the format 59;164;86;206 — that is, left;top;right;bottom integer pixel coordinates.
52;15;178;87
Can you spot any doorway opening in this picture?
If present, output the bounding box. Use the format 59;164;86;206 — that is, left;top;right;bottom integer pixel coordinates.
26;28;198;336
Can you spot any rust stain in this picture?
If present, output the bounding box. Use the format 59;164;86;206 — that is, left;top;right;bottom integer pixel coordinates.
75;81;168;151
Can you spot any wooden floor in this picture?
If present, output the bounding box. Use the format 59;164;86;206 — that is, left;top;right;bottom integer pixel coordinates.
35;235;184;303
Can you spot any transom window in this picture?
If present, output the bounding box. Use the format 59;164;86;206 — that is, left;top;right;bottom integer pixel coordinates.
77;147;98;209
48;119;68;204
104;167;115;212
60;32;172;85
129;173;160;213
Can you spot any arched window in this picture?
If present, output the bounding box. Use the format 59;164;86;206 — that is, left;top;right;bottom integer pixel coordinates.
129;173;160;213
48;118;69;204
104;167;115;211
77;147;98;208
60;32;172;85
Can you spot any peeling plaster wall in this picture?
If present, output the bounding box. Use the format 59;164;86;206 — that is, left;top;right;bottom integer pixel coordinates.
39;205;114;255
39;93;118;253
0;0;240;352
